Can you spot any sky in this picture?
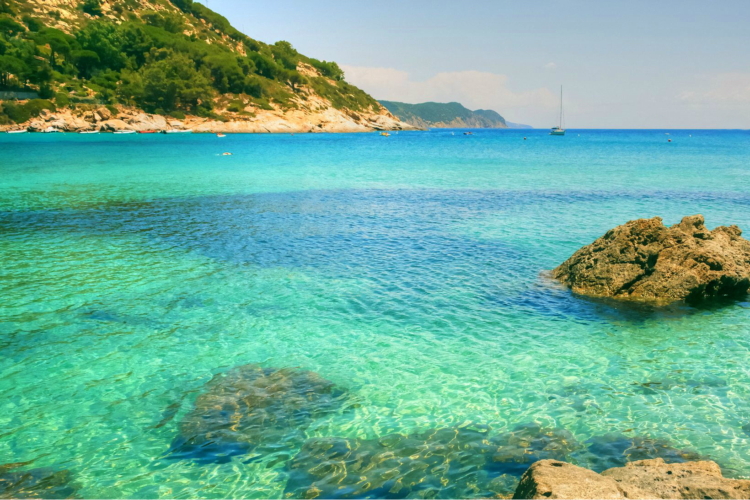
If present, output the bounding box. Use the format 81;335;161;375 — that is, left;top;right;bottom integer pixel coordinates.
199;0;750;128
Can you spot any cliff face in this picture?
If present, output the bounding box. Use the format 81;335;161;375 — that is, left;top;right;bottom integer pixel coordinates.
0;0;414;132
379;101;509;129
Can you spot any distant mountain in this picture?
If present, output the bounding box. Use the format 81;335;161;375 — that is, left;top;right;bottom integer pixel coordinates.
379;101;509;129
505;121;533;129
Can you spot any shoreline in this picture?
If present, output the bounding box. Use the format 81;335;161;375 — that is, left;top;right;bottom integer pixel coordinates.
0;103;421;134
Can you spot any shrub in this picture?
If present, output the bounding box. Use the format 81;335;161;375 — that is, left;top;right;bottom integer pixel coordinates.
81;0;102;17
55;91;70;107
169;110;185;119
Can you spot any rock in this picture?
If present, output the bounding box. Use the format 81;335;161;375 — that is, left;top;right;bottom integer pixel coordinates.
97;107;112;120
98;119;134;132
513;458;750;499
168;364;349;464
0;464;78;499
603;458;750;499
513;460;624;499
553;215;750;305
283;423;579;499
127;113;167;131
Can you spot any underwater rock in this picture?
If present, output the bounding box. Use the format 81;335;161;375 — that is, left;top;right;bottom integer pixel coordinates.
283;423;579;499
168;364;349;464
513;458;750;499
0;464;78;499
573;434;702;473
553;215;750;305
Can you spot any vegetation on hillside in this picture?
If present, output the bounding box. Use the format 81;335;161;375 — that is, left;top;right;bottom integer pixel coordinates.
0;0;383;123
379;101;507;128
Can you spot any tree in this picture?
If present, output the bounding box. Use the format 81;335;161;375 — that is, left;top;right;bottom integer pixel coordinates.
203;53;244;93
80;0;102;17
281;69;306;92
77;22;124;70
0;54;27;87
72;49;99;78
0;17;24;36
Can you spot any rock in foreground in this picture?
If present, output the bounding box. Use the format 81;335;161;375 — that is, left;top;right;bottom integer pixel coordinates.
553;215;750;305
513;458;750;499
0;465;78;499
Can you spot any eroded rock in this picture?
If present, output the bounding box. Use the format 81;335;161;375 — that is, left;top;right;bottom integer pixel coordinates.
168;364;349;464
553;215;750;305
513;458;750;499
0;464;78;499
573;434;702;473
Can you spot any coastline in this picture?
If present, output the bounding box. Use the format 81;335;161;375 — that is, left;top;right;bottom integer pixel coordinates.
0;103;421;134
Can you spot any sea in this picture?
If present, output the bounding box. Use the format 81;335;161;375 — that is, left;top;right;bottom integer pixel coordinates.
1;129;750;498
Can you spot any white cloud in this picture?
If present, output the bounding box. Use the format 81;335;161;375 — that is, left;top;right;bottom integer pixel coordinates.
679;73;750;105
340;65;557;123
544;62;557;70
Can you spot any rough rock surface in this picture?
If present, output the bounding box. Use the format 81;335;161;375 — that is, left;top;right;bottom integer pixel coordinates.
168;364;350;464
1;103;416;134
514;458;750;499
553;215;750;305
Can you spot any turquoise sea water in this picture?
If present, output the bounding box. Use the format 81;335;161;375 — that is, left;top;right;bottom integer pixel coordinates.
1;129;750;498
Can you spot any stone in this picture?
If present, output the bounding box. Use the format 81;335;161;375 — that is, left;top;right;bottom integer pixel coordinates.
98;119;134;132
513;458;750;499
553;215;750;305
602;458;750;499
513;460;624;499
0;464;78;499
168;364;349;464
283;423;579;499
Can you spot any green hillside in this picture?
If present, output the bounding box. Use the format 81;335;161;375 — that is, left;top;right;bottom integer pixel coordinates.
379;101;508;129
0;0;384;124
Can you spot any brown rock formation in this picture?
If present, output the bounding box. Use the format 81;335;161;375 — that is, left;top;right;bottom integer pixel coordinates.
553;215;750;305
514;458;750;499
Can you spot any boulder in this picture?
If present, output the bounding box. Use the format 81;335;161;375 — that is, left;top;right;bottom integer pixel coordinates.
98;119;134;132
513;460;624;499
553;215;750;305
167;364;350;464
0;464;78;499
513;458;750;499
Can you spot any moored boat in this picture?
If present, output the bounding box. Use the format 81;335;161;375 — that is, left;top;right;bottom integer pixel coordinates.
114;130;137;134
550;86;566;136
139;130;159;134
43;127;62;133
164;129;193;134
79;130;99;134
6;129;27;134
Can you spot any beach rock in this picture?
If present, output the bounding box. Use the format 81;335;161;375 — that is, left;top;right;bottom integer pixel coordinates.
99;119;134;132
553;215;750;305
513;460;624;499
0;464;78;499
513;458;750;499
168;364;349;464
127;113;167;131
283;423;579;499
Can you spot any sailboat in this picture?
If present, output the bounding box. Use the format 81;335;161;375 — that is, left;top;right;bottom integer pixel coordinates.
550;86;565;136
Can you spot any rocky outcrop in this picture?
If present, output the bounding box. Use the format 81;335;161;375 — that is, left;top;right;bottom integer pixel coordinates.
514;458;750;499
1;103;416;134
0;464;78;499
553;215;750;305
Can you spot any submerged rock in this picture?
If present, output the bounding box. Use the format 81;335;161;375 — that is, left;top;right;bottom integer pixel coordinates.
168;364;349;464
513;458;750;499
553;215;750;305
0;464;78;499
573;434;702;473
283;423;579;499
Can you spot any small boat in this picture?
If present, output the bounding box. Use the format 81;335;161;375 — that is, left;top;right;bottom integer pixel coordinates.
114;130;136;134
43;127;62;133
139;130;159;134
380;132;390;137
164;129;193;134
217;133;226;138
6;129;27;134
222;152;233;156
550;86;566;136
463;132;473;135
79;130;99;134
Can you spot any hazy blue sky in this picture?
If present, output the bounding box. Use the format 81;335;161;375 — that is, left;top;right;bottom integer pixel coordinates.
200;0;749;128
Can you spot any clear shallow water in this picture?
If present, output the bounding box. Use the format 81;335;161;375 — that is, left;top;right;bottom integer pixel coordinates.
1;129;750;498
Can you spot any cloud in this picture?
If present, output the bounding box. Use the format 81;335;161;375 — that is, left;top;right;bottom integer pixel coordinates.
544;62;557;70
340;65;557;122
679;73;750;105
